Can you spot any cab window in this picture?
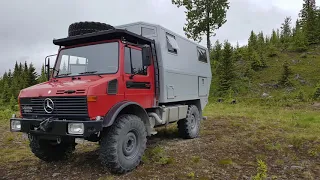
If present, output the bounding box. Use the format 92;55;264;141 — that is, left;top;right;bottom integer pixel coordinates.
124;47;147;75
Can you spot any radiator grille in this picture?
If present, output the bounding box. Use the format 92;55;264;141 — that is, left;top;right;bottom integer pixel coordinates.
20;96;88;119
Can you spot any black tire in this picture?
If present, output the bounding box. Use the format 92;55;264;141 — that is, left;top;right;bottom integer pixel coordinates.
68;21;115;37
99;114;147;174
29;136;75;162
177;105;201;139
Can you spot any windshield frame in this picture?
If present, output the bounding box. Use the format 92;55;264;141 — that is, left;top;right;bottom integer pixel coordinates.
53;40;121;78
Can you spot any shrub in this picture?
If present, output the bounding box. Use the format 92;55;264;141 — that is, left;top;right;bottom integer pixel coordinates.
313;84;320;100
253;159;267;180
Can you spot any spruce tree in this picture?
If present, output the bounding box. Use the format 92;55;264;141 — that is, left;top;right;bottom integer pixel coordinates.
28;63;38;86
22;61;29;88
299;0;318;45
265;36;270;46
7;69;12;87
316;9;320;44
217;41;235;94
9;95;17;110
248;30;258;51
212;40;223;61
1;72;10;103
233;42;242;62
313;83;320;100
279;60;293;87
250;50;264;71
210;40;223;81
290;19;308;52
38;64;47;83
257;31;265;52
270;29;279;46
280;16;292;50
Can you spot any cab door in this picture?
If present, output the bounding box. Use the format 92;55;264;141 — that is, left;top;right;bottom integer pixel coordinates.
123;45;155;108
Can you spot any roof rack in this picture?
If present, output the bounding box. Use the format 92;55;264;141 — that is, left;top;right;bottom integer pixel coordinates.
53;29;153;46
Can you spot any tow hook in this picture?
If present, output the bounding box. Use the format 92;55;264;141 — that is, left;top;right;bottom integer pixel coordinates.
57;137;61;144
39;117;54;132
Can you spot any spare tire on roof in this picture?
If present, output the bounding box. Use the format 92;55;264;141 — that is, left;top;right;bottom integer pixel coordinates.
68;21;115;37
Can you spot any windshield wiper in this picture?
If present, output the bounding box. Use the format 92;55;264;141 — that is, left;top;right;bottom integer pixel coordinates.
78;71;102;78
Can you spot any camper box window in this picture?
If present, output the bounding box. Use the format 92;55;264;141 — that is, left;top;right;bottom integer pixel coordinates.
197;47;207;63
166;33;179;54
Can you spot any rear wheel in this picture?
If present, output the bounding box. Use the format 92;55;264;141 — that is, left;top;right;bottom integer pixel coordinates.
99;114;147;174
177;105;201;139
29;135;75;162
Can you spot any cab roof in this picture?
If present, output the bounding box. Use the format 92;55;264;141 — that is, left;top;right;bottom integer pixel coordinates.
53;29;154;47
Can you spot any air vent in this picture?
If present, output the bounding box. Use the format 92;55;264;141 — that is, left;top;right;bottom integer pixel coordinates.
56;90;65;94
107;79;118;95
76;89;85;94
56;89;85;94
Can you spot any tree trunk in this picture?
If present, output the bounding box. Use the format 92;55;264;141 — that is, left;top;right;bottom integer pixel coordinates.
206;0;211;53
207;31;211;53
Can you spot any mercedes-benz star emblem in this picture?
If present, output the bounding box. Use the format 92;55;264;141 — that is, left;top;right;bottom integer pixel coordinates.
43;98;54;113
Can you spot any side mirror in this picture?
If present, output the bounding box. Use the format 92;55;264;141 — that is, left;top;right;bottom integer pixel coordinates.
45;57;51;81
142;45;151;66
45;54;57;80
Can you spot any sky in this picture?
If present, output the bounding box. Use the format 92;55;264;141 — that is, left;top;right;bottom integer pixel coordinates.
0;0;303;74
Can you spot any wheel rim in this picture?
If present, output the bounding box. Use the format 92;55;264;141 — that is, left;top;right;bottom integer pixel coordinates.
190;114;197;129
122;130;139;159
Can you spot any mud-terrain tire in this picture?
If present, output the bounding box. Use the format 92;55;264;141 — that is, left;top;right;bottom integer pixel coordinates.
68;21;115;37
29;136;75;162
177;105;201;139
99;114;147;174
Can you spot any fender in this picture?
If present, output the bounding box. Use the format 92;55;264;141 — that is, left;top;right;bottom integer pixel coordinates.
102;101;150;128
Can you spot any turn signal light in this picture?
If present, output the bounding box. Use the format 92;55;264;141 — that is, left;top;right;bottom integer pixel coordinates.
87;96;97;102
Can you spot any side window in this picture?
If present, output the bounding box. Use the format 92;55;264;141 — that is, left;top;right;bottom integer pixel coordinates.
166;33;179;54
124;47;147;75
197;47;208;63
124;47;131;74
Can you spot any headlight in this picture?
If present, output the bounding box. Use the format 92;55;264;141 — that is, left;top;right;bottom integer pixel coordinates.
11;120;21;131
68;123;84;135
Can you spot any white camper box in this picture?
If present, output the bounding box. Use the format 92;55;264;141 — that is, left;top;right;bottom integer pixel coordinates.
116;22;212;110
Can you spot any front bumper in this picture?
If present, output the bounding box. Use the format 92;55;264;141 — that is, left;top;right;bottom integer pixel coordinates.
10;117;103;137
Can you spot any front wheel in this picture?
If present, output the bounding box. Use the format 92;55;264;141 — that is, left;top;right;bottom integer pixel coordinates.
29;136;75;162
99;114;147;174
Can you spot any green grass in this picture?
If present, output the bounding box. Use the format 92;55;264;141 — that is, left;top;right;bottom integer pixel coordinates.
203;102;320;161
205;102;320;135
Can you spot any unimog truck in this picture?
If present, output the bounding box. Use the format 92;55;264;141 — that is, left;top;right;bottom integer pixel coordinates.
9;21;212;174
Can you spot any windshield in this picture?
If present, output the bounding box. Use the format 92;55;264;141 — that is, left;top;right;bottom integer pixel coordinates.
55;42;119;77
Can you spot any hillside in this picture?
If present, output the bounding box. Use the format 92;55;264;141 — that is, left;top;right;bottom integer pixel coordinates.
237;45;320;103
